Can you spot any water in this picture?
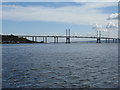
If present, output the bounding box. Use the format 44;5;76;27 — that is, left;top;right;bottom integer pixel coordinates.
2;43;118;88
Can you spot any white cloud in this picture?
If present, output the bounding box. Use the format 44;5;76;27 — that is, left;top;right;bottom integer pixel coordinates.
2;2;117;26
106;21;118;29
106;13;118;31
81;2;117;9
92;24;108;32
108;13;119;20
1;2;118;38
92;24;102;30
97;13;118;38
92;14;118;35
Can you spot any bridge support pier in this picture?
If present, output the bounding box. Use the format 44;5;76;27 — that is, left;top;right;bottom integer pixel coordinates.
97;38;101;43
54;37;59;44
66;37;70;43
43;37;45;43
96;30;101;43
32;37;34;42
108;38;109;43
118;39;120;43
57;37;58;43
113;39;115;43
66;29;70;44
35;37;37;42
54;37;56;43
45;37;47;43
105;38;107;43
116;39;117;43
116;39;118;43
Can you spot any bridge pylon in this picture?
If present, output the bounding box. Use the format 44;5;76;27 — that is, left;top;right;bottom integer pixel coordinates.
96;31;101;43
66;29;70;43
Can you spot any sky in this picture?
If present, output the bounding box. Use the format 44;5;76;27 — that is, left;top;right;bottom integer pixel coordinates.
2;0;119;2
1;2;119;38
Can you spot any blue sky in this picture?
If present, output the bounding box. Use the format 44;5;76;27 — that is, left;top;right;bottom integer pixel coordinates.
1;2;118;37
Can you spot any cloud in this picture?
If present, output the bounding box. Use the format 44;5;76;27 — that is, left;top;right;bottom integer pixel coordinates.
104;18;118;38
106;13;118;31
107;13;119;20
92;24;102;30
106;21;118;29
92;18;118;33
2;2;117;26
92;24;108;32
1;2;118;38
81;2;117;9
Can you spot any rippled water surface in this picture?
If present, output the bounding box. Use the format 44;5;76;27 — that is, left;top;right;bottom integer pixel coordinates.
2;43;118;88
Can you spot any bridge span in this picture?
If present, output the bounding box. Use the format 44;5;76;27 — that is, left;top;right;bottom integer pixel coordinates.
17;35;120;44
2;29;120;43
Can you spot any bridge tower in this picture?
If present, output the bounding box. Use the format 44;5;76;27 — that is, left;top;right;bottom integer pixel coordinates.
54;36;58;44
66;29;70;43
97;30;101;43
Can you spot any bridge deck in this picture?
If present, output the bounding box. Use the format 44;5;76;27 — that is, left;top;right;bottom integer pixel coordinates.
17;35;119;39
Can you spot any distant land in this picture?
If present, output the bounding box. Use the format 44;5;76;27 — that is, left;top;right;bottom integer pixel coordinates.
1;35;44;44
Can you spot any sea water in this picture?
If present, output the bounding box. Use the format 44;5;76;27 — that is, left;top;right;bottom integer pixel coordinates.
2;43;118;88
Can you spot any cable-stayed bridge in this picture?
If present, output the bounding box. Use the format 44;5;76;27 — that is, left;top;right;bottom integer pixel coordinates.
16;29;120;43
1;29;120;43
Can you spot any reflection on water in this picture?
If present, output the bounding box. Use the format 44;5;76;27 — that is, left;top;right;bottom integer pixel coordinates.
2;43;118;88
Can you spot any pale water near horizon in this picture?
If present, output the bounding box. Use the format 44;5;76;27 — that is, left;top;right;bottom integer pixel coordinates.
2;43;118;88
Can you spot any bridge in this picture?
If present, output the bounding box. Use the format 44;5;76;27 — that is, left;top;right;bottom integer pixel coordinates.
17;29;120;43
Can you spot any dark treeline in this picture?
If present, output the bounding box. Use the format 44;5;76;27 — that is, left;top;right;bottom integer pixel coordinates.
1;34;36;44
